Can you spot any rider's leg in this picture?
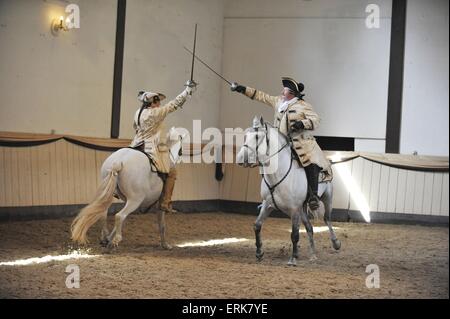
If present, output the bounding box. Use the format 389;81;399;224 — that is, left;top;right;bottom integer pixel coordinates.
304;163;321;210
159;167;177;213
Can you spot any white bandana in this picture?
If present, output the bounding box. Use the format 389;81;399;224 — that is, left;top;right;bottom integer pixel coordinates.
278;97;298;113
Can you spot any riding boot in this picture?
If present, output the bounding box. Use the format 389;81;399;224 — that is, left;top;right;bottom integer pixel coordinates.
304;164;321;210
159;168;177;213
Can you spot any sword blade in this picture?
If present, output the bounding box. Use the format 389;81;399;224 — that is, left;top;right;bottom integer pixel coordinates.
190;24;197;82
183;46;232;85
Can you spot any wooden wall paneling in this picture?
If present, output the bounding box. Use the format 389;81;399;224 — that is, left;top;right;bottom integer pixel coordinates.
377;164;390;212
412;171;425;215
16;147;33;206
30;146;40;206
55;140;68;204
431;173;443;216
386;167;399;213
229;165;250;201
421;172;435;215
37;144;51;206
0;148;5;205
331;161;352;210
48;141;58;205
404;170;417;214
369;162;381;212
84;147;98;203
220;164;233;201
3;147;13;206
200;164;219;200
361;159;373;212
395;169;408;214
349;157;364;211
440;173;449;216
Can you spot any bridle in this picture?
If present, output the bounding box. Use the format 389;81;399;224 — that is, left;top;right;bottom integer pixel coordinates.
242;123;290;166
242;123;294;212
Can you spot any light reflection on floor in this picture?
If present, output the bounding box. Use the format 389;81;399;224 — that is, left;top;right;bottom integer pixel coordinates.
0;250;99;266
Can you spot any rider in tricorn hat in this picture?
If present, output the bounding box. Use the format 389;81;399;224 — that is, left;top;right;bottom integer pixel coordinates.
231;77;332;211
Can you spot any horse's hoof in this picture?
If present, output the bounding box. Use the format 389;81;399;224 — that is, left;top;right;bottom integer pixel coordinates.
332;239;341;251
256;251;264;261
99;239;109;247
287;257;297;266
161;243;173;250
309;254;318;261
106;240;119;250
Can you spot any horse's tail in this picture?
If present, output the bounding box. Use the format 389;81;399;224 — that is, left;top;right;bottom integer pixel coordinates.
71;162;123;244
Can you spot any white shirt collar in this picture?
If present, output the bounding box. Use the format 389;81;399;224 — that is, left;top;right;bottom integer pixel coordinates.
278;97;298;113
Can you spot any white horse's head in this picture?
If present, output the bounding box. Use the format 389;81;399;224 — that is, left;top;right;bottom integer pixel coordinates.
237;116;271;168
166;127;186;165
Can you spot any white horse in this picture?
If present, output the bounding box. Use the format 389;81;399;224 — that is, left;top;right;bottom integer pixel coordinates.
71;127;185;250
237;117;341;266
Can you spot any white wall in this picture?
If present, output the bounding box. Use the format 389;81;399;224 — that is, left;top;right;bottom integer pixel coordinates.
401;0;449;156
0;0;117;137
221;0;392;142
119;0;224;139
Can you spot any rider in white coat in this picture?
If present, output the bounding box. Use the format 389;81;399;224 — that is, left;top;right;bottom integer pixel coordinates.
130;82;196;212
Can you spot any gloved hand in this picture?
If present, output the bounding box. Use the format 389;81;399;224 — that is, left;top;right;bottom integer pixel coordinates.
291;121;305;131
185;80;197;95
230;82;246;94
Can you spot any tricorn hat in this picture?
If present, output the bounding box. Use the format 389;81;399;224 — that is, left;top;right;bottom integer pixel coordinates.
138;91;166;103
281;77;304;96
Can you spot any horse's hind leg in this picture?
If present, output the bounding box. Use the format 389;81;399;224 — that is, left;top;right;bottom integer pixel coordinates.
157;210;172;250
288;212;301;266
322;184;341;251
99;212;110;247
300;206;317;261
254;200;273;261
107;198;142;248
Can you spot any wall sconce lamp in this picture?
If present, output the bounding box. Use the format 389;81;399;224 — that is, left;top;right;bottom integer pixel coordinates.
51;16;70;35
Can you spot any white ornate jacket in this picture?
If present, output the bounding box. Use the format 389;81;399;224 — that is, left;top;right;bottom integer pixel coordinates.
130;88;190;173
244;87;332;179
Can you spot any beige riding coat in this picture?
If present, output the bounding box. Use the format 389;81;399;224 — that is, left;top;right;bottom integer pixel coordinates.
130;89;189;173
244;87;332;177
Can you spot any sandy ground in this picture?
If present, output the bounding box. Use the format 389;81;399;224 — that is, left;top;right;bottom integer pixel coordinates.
0;212;448;299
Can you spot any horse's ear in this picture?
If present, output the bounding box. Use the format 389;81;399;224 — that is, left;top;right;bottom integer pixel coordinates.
259;116;264;126
252;116;261;128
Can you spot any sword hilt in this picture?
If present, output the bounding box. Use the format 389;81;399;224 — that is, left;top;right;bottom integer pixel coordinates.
185;80;198;88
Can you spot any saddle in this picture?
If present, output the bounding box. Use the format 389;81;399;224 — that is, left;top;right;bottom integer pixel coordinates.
128;145;167;181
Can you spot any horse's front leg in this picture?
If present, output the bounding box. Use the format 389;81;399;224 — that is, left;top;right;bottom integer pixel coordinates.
254;200;272;261
288;212;301;266
300;206;317;261
157;210;172;250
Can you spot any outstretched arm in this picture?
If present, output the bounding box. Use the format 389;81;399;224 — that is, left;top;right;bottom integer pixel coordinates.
154;83;196;118
231;82;281;109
